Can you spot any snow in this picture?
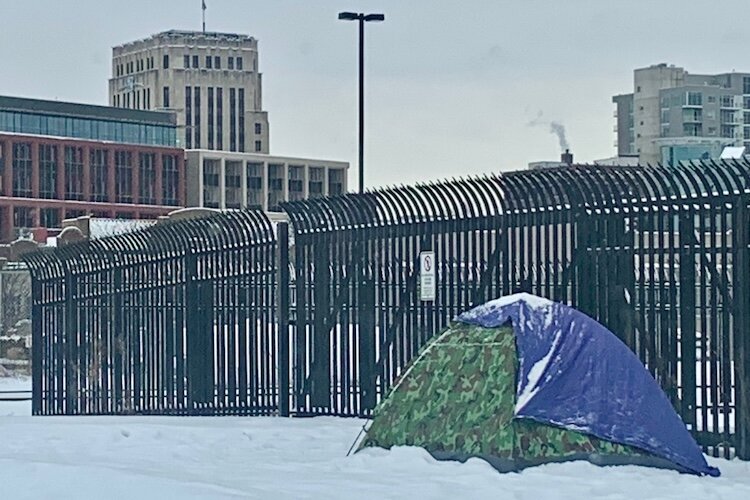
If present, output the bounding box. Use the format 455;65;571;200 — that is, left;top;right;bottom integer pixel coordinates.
460;292;554;324
1;378;749;499
515;329;562;414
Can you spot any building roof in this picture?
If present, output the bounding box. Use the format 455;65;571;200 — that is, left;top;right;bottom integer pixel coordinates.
0;95;176;126
114;29;256;50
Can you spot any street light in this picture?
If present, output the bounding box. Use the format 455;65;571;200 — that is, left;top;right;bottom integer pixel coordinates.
338;11;385;193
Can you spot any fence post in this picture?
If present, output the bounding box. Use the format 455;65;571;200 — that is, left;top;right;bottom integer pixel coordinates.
733;197;750;459
30;277;42;415
359;266;376;412
185;251;213;411
277;222;290;417
63;268;76;415
113;266;124;413
679;210;697;432
311;241;331;408
575;210;596;317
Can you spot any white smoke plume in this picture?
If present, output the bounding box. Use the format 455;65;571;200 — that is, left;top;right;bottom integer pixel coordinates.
527;111;570;152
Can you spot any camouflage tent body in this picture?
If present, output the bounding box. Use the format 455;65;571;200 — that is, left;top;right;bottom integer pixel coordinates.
360;322;647;471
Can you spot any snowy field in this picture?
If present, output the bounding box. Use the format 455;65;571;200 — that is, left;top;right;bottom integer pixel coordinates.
2;378;750;499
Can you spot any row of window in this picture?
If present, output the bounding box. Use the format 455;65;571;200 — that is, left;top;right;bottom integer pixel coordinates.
115;56;157;77
662;92;750;110
116;52;252;78
114;88;152;111
182;54;245;71
198;159;345;211
0;142;180;205
0;110;177;147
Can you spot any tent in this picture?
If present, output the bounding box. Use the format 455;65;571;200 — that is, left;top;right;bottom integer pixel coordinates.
358;293;719;476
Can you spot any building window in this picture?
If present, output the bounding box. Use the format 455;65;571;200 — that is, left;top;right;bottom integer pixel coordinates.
238;89;245;152
40;208;60;229
309;167;324;198
721;125;735;138
163;86;170;108
686;91;703;106
192;55;199;68
328;169;345;195
229;88;236;151
13;207;34;235
202;159;220;208
720;109;736;123
39;144;58;199
139;153;156;204
64;146;84;200
184;55;190;68
163;54;169;69
267;164;284;212
206;55;213;69
636;86;641;92
185;86;192;149
90;149;109;202
208;87;214;149
228;57;234;70
162;154;179;205
194;86;201;148
720;95;735;108
12;143;32;197
288;165;304;202
744;77;750;95
255;122;261;135
216;88;223;150
255;140;262;152
225;161;242;209
236;57;243;70
246;162;263;209
707;95;716;104
115;151;133;203
214;56;221;69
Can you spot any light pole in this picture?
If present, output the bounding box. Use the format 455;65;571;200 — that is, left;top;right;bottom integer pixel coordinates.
338;11;385;193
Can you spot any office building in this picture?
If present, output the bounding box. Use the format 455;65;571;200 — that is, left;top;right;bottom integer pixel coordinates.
109;30;270;154
0;95;184;242
613;63;750;165
186;150;348;212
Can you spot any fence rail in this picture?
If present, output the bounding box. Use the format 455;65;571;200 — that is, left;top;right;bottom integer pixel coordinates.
23;159;750;460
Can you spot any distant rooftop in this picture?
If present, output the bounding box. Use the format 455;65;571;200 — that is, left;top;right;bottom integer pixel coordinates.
114;29;256;49
0;95;176;126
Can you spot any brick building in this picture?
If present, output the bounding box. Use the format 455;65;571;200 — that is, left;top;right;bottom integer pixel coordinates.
0;95;184;242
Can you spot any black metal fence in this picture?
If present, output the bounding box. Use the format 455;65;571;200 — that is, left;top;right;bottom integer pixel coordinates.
23;160;750;460
24;211;280;416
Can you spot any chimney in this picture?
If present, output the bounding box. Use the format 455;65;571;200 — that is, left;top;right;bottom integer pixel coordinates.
561;149;573;165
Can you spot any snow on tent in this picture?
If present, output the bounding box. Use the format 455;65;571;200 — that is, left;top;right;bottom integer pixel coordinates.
358;293;720;477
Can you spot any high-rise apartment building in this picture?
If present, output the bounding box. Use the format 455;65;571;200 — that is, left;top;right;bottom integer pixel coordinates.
613;63;750;164
109;30;270;154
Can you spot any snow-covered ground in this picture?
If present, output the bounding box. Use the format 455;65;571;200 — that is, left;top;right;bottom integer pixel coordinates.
2;378;750;499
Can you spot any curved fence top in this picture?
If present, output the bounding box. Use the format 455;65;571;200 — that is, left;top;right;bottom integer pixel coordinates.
282;159;750;234
23;210;275;281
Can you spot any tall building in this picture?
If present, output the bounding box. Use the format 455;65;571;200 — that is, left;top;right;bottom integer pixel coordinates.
109;30;270;154
613;63;750;164
0;95;184;242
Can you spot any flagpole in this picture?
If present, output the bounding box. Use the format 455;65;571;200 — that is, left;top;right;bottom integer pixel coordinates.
202;1;206;33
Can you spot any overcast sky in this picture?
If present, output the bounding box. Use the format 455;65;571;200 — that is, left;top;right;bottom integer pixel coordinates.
0;1;746;188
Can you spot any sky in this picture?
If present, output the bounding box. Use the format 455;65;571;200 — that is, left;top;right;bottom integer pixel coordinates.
0;0;748;189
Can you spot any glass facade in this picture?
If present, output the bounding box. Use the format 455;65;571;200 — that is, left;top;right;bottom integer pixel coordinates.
0;110;176;147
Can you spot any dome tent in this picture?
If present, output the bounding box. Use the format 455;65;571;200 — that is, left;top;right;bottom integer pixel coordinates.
358;293;719;476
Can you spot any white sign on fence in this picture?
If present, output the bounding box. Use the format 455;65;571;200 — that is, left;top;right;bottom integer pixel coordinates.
419;251;436;301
